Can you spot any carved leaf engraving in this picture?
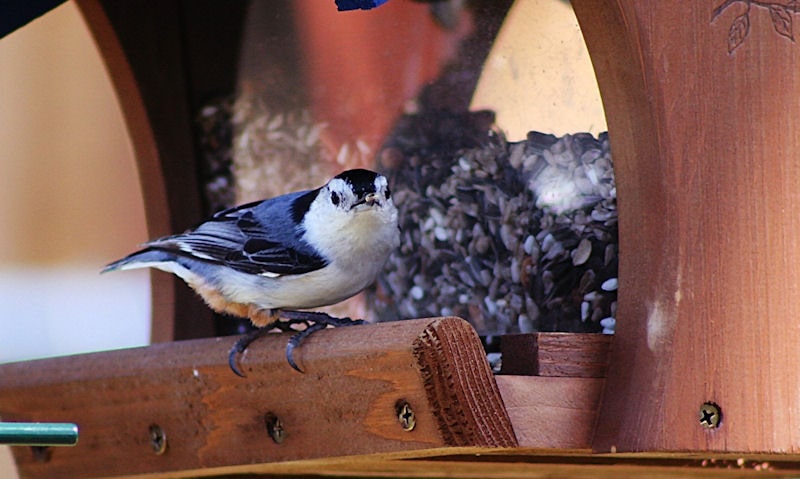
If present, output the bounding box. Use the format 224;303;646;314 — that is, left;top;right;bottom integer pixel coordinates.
728;12;751;52
769;4;795;40
714;1;800;53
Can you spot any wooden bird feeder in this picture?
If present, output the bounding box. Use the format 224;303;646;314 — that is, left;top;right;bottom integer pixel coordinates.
4;0;800;476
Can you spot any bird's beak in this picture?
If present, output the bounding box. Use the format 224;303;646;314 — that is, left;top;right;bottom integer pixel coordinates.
364;192;380;205
352;192;381;210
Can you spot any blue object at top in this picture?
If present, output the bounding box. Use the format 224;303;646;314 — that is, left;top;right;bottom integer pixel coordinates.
336;0;391;11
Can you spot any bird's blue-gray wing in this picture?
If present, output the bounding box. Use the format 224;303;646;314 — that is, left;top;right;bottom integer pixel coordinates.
143;190;328;276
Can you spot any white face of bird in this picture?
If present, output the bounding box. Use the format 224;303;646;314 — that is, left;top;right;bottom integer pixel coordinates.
323;170;393;214
302;170;399;266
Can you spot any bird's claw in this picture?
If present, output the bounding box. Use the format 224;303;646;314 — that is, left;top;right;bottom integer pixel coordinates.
228;325;273;377
286;322;328;372
228;311;365;376
227;317;310;377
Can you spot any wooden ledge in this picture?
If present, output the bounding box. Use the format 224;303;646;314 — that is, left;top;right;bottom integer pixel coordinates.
226;447;800;478
0;317;516;478
496;333;610;449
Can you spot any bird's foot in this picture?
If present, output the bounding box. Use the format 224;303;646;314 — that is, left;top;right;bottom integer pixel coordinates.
228;310;365;377
280;311;365;372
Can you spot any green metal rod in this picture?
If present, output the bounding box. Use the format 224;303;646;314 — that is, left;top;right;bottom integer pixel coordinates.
0;422;78;446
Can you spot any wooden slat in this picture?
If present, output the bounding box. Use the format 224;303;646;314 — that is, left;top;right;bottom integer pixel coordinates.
496;376;604;449
62;446;800;478
0;317;515;479
492;334;609;449
256;448;800;478
500;333;611;377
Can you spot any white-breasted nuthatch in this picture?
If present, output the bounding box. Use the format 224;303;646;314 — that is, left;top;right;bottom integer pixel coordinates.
104;169;400;375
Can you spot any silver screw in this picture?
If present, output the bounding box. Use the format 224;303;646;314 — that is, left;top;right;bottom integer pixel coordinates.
149;424;167;455
699;402;722;429
264;412;285;444
396;400;416;432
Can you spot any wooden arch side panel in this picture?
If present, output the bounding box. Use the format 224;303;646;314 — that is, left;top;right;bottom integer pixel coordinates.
573;0;800;453
570;0;667;453
76;0;215;341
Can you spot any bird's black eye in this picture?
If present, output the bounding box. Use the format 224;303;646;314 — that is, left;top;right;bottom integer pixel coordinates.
330;191;340;206
384;187;391;199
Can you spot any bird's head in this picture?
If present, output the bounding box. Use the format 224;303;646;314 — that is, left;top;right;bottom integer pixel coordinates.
322;169;393;213
301;168;399;262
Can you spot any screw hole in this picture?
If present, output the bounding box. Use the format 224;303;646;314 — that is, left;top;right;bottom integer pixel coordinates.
30;446;51;463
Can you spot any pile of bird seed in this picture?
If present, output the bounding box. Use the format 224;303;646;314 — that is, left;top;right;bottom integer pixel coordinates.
374;115;617;335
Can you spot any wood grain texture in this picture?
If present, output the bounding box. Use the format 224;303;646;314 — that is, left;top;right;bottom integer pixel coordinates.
413;319;517;447
573;0;800;453
496;376;604;449
0;317;514;478
500;333;611;377
48;446;800;478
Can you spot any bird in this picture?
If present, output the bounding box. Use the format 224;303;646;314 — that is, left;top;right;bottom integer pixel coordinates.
103;168;400;376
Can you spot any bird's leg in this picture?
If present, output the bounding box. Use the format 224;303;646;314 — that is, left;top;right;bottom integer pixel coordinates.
228;309;365;376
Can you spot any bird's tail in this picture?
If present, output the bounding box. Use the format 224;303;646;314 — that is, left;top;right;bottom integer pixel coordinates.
101;249;175;274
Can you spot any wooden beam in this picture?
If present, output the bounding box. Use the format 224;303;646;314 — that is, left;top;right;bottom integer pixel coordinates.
500;333;611;377
0;317;515;479
573;0;800;453
492;333;609;449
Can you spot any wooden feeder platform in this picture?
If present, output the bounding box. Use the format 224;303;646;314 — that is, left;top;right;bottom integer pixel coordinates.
5;0;800;476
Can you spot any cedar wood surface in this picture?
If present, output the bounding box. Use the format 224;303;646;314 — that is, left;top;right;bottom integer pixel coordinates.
572;0;800;453
0;318;515;478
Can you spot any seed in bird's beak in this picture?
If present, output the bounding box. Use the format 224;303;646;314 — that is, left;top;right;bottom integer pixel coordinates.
364;192;380;205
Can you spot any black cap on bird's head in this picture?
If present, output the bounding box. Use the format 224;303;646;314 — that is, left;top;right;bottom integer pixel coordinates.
334;169;381;197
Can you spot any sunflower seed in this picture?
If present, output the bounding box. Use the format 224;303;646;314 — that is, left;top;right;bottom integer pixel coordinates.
572;238;592;266
601;278;618;291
